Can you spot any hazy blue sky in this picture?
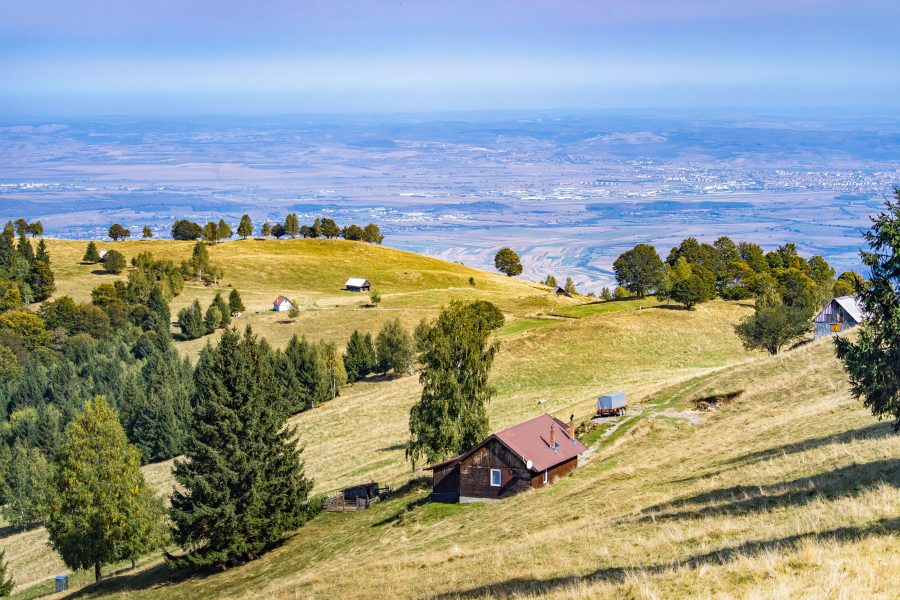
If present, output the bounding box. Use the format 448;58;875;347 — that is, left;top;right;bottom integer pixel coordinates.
2;0;899;116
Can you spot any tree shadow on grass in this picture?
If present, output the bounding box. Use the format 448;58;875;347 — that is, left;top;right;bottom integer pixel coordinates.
370;476;432;527
669;421;895;484
67;536;299;598
378;442;405;452
640;458;899;523
431;517;899;599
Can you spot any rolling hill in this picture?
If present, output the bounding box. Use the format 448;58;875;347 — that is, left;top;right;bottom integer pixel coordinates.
8;238;899;599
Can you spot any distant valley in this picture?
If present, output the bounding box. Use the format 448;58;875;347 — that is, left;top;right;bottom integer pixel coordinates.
1;112;898;291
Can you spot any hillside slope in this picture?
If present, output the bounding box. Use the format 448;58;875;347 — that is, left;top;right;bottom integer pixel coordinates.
8;239;763;597
51;334;900;597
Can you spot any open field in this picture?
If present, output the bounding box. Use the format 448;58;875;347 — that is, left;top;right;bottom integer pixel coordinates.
37;333;897;599
7;238;898;599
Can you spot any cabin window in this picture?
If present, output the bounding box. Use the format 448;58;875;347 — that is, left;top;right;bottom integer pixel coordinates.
490;469;502;487
543;469;548;484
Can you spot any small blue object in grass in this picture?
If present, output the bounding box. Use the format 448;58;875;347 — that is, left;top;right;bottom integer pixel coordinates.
55;574;68;592
596;391;627;416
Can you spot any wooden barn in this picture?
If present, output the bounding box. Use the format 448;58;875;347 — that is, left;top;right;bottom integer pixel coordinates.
345;278;371;292
814;295;866;339
554;286;572;297
427;414;587;503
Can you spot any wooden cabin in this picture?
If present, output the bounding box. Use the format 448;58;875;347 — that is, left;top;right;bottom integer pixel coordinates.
345;278;371;292
428;414;587;503
814;295;866;339
554;286;572;297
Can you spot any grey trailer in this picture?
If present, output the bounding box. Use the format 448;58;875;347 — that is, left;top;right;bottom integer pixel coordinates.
597;391;627;416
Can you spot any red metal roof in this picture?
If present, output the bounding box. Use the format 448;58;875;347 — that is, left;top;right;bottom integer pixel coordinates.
274;295;290;305
426;414;587;473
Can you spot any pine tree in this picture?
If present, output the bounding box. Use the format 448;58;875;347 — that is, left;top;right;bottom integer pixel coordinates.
284;213;300;238
228;289;245;313
177;300;206;340
213;293;231;326
217;219;232;240
82;241;101;263
0;222;15;268
1;442;49;529
46;396;165;582
203;304;222;333
0;549;14;596
35;239;50;264
375;318;414;375
170;328;311;568
17;233;34;265
343;330;377;382
237;214;253;239
203;222;219;244
407;301;503;466
147;285;171;336
261;221;272;238
836;191;900;430
142;226;153;239
564;276;577;295
278;334;328;413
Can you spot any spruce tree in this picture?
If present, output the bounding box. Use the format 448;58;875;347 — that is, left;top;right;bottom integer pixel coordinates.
0;223;15;268
0;549;13;596
1;442;49;529
82;241;101;263
16;234;34;265
204;304;222;333
35;239;50;264
177;300;206;340
344;330;377;382
278;334;327;413
228;289;245;313
46;396;165;582
836;191;900;430
213;292;231;326
407;301;503;466
170;328;311;568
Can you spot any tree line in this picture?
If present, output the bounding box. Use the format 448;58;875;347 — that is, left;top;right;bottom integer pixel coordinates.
168;215;384;244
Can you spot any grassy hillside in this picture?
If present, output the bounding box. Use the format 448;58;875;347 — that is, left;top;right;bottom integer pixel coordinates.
13;238;897;598
64;335;897;600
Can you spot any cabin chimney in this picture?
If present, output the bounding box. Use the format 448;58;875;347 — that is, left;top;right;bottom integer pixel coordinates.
549;423;556;449
568;414;575;440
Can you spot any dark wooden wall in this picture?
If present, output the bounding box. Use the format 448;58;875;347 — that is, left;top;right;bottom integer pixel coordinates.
432;463;460;502
459;439;531;500
529;456;578;488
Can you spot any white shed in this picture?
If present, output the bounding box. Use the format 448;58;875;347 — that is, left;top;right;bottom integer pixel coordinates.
273;296;293;312
345;278;371;292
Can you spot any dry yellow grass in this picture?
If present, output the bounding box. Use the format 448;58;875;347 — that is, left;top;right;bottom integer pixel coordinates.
11;239;897;599
50;336;895;600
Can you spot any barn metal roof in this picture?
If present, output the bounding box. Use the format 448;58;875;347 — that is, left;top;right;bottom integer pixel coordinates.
273;295;290;305
833;295;866;324
427;414;587;473
345;278;370;288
